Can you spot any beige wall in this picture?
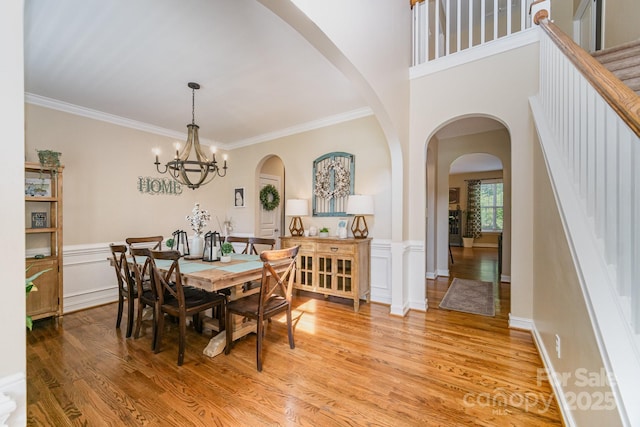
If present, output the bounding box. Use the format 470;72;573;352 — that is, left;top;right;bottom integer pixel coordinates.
25;105;391;245
411;41;537;315
604;0;640;47
25;104;225;245
533;135;622;426
231;115;391;239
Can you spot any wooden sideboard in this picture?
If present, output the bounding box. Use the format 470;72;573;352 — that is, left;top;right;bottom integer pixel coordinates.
280;236;371;312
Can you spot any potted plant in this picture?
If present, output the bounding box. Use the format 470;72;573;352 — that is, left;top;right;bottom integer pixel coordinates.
462;209;475;248
220;242;234;262
36;149;62;175
318;227;329;237
166;238;175;249
26;266;50;330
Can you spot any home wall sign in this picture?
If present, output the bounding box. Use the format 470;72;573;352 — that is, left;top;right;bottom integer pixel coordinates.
137;176;183;195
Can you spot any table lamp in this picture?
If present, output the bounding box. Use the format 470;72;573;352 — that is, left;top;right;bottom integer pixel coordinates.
286;199;308;236
346;195;374;238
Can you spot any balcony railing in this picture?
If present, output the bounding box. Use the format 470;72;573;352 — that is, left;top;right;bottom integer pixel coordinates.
412;0;534;66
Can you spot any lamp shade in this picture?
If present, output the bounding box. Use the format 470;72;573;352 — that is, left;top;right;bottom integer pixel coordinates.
285;199;309;216
346;195;374;215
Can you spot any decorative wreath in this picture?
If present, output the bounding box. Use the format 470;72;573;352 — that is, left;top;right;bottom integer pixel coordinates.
259;184;280;211
314;159;351;199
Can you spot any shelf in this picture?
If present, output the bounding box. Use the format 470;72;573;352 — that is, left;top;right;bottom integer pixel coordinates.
26;227;56;234
25;196;58;202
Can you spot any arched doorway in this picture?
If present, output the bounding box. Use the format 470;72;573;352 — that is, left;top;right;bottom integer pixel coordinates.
256;155;285;246
425;116;511;284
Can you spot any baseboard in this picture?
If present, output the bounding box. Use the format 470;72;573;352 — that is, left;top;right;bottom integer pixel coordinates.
425;271;437;280
531;326;575;427
0;373;25;427
508;313;533;330
64;287;118;314
500;274;511;283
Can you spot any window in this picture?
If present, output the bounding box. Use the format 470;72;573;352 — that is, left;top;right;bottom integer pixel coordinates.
480;180;503;231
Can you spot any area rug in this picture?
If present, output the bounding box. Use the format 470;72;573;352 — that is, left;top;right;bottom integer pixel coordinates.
439;278;495;317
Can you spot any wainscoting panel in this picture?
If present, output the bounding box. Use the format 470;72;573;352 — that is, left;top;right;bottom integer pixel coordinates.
370;239;392;305
63;243;118;313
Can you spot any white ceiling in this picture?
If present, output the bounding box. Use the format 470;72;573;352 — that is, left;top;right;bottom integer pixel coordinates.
24;1;506;174
24;0;367;147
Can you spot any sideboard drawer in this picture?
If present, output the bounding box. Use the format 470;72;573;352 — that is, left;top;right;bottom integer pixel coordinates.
317;242;354;255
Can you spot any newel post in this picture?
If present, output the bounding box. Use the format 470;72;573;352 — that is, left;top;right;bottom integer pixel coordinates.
529;0;551;25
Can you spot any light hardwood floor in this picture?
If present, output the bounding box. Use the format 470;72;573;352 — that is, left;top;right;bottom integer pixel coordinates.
26;247;563;426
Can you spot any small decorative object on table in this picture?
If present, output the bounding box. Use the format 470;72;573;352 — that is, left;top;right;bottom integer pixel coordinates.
203;231;222;262
220;242;234;262
319;227;329;237
186;202;210;258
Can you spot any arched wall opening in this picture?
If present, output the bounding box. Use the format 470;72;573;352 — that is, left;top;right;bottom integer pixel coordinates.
424;116;512;285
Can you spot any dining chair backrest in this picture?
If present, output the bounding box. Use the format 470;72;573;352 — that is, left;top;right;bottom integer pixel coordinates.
126;236;163;250
109;243;136;337
109;244;131;291
249;237;276;255
225;236;250;254
148;250;184;306
258;245;300;313
129;247;154;298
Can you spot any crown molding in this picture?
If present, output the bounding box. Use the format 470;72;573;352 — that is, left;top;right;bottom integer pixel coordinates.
226;106;374;149
25;92;373;149
25;92;211;144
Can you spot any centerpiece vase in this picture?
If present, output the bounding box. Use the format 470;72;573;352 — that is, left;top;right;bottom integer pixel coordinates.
191;233;204;258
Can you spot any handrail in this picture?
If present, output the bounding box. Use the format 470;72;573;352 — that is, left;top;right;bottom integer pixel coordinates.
538;18;640;137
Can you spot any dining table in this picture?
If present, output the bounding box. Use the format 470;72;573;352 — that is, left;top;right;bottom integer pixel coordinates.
119;252;291;354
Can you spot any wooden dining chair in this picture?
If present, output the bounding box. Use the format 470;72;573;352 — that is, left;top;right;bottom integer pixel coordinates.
225;245;300;372
248;237;276;255
126;235;163;250
225;236;250;254
109;244;137;338
129;247;160;350
149;250;227;366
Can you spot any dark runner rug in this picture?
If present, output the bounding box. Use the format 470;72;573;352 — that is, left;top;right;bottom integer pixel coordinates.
439;278;495;316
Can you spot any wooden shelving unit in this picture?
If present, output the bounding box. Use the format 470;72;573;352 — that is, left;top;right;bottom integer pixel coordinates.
25;162;64;321
280;236;370;312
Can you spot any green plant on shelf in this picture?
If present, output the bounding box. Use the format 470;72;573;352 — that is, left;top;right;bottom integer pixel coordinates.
26;266;51;330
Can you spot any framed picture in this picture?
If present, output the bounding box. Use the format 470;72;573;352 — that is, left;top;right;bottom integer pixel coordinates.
25;178;51;197
234;187;245;208
449;187;460;204
31;212;48;228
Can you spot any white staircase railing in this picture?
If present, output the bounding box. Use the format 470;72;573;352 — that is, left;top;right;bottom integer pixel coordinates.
411;0;534;66
530;17;640;425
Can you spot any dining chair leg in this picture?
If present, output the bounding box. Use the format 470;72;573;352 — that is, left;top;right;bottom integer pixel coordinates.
116;295;124;329
134;301;144;339
154;312;165;354
256;317;264;372
178;314;187;366
151;305;160;352
126;298;135;338
286;308;295;349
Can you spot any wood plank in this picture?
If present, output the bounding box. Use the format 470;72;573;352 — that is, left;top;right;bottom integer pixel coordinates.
27;247;563;425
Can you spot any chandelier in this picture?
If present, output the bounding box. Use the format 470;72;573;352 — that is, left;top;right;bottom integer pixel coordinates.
154;82;227;190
